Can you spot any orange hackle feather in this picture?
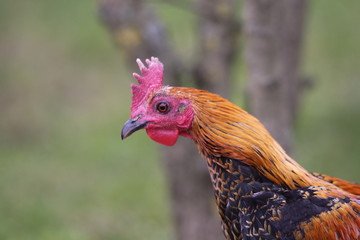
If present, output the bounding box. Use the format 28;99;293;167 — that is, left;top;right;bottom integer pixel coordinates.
313;172;360;196
295;201;360;240
169;87;359;200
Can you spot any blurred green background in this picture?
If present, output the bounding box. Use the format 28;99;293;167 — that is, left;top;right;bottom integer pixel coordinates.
0;1;359;240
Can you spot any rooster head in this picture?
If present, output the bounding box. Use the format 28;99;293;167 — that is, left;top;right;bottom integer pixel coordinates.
121;57;194;146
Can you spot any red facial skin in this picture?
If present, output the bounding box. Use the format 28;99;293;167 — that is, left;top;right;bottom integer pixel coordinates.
134;91;194;146
127;57;193;146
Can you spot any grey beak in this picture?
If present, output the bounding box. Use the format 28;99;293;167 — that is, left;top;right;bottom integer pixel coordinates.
121;118;149;139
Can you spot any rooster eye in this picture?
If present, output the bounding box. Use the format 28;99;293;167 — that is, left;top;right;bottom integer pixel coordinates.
156;102;170;114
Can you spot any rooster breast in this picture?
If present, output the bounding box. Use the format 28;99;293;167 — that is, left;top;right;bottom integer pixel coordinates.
207;157;360;240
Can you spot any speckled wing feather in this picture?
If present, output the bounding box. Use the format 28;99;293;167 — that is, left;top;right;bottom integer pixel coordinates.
313;172;360;197
208;156;360;240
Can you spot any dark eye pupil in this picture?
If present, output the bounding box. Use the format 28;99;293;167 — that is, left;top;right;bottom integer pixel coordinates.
157;102;169;113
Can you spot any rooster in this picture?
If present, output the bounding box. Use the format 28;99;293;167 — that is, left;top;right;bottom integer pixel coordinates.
121;57;360;240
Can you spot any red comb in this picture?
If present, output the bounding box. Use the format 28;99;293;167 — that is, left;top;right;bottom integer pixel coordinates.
130;57;164;115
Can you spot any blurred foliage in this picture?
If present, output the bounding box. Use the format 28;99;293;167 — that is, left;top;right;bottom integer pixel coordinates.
0;0;359;239
298;1;360;179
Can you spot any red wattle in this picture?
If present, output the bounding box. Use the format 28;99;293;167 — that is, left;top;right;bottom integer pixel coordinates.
146;128;179;146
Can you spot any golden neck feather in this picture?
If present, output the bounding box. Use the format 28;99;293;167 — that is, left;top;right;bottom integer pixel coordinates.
169;87;347;194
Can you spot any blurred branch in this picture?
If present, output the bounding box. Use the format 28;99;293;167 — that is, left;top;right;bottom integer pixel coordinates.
193;0;240;97
98;0;182;85
243;0;308;153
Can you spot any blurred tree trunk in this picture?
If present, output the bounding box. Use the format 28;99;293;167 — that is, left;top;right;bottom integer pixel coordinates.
98;1;238;240
243;0;308;153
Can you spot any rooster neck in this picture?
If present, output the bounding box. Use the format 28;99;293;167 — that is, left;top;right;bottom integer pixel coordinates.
170;87;355;198
191;108;359;199
176;87;327;191
185;92;314;190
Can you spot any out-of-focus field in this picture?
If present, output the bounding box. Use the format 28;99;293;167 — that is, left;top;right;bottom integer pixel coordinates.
0;1;359;239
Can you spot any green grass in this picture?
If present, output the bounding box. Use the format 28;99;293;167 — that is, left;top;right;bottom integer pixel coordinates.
0;0;359;239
